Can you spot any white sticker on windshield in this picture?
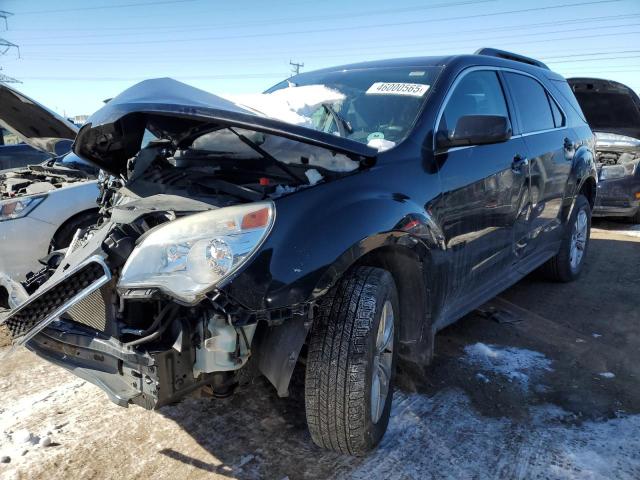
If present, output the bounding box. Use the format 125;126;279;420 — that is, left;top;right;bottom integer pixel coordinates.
366;82;430;97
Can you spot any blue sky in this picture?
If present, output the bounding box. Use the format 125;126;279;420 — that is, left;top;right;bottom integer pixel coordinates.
1;0;639;116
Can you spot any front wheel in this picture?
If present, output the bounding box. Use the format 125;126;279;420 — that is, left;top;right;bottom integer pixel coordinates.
540;194;591;282
305;266;398;455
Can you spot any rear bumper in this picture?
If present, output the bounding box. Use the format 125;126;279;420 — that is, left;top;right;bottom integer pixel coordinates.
27;320;203;409
593;175;640;218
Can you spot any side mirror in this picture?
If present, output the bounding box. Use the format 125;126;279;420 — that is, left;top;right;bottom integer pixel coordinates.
436;115;512;149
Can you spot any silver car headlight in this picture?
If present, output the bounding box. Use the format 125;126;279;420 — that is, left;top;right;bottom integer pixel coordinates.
0;195;46;222
600;159;638;180
118;202;275;304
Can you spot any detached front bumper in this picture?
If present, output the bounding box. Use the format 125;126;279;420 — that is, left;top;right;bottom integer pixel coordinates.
28;320;202;409
593;175;640;218
1;252;206;410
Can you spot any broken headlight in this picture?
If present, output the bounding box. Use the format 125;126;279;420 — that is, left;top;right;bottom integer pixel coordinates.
118;202;274;304
0;195;46;222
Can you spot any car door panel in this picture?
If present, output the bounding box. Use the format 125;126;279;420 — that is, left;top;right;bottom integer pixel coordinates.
433;69;531;304
503;72;570;259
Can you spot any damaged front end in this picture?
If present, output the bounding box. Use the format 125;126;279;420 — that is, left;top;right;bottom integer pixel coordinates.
1;78;376;409
568;78;640;218
591;132;640;217
5;210;271;409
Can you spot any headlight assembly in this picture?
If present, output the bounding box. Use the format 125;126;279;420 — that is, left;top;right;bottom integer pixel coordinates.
0;195;46;222
118;202;275;304
600;159;638;180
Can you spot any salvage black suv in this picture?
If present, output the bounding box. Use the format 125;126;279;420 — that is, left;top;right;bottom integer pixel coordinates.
1;48;597;455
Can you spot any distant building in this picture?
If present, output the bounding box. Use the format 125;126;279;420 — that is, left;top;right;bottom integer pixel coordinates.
69;115;89;126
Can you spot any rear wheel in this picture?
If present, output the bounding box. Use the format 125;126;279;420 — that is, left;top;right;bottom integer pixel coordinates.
540;194;591;282
305;266;398;455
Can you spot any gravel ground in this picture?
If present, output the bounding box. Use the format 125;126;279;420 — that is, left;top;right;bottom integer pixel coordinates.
0;220;638;479
0;326;10;348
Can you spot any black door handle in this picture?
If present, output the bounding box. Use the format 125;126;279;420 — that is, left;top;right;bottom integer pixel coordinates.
564;137;575;150
512;154;529;172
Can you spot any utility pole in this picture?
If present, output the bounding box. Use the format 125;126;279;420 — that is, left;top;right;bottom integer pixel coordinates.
0;10;20;84
289;60;304;76
0;11;13;30
0;38;19;56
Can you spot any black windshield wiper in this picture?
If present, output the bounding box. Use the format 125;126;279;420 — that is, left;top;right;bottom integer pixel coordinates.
323;104;353;135
228;127;306;184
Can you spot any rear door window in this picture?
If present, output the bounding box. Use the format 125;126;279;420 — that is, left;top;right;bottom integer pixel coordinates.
438;70;509;133
548;93;565;128
504;73;556;133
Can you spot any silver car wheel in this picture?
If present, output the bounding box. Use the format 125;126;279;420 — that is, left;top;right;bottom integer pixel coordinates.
371;300;394;424
570;208;588;271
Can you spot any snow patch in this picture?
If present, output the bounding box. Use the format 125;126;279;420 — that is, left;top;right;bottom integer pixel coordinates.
304;168;323;185
224;85;345;129
338;390;640;480
367;138;396;152
593;222;640;238
272;185;298;198
600;372;616;379
462;343;553;388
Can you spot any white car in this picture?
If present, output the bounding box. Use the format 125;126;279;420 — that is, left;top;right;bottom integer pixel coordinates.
0;83;100;282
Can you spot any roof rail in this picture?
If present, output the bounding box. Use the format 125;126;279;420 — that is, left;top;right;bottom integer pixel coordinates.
474;48;550;70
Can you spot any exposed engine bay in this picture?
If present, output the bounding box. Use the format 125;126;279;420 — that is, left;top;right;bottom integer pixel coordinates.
0;163;92;199
596;149;639;167
593;132;640;181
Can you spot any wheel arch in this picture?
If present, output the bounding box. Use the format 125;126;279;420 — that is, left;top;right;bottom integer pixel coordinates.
352;244;434;365
51;208;100;249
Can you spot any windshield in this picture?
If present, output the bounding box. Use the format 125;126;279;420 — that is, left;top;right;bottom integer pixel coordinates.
264;66;441;150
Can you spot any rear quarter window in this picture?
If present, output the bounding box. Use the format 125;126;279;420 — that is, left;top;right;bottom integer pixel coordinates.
503;72;555;133
550;79;588;123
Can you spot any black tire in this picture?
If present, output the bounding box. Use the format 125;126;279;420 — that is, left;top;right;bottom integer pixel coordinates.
540;194;591;282
50;210;99;251
305;266;399;455
628;209;640;225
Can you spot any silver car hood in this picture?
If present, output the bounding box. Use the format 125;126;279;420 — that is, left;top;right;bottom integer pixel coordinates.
0;83;78;155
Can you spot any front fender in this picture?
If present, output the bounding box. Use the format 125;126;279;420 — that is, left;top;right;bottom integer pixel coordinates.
221;166;442;312
562;141;597;223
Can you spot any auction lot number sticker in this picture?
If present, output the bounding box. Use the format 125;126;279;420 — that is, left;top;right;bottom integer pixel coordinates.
366;82;430;97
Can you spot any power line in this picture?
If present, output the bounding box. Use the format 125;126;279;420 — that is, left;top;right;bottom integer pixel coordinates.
16;11;640;44
18;26;640;67
12;0;497;37
14;0;196;16
19;0;626;47
15;72;289;82
547;54;640;64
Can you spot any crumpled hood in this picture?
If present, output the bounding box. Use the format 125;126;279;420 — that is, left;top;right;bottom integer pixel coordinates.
74;78;377;176
0;83;78;155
